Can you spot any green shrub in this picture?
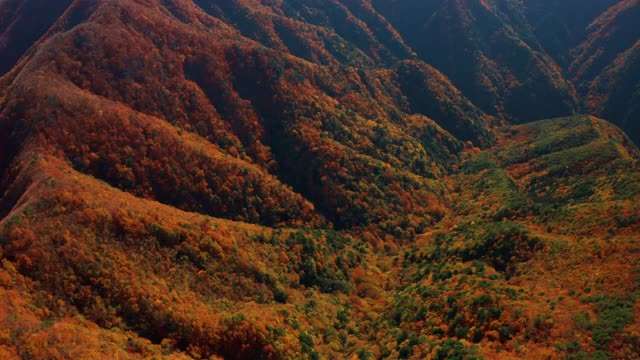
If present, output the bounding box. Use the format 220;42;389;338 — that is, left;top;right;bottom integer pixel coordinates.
435;339;479;360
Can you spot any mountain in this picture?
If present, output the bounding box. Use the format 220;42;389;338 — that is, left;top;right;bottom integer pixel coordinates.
523;0;620;66
0;0;76;75
371;0;579;123
573;0;640;145
0;0;639;359
524;0;640;144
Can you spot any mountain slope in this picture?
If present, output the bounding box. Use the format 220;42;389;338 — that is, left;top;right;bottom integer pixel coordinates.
0;1;639;359
586;39;640;145
1;0;495;232
523;0;620;66
0;0;75;76
569;0;640;89
524;0;640;144
573;0;640;145
2;113;639;359
371;0;579;122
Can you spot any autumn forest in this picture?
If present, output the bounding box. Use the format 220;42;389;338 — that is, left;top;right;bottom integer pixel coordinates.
1;0;640;359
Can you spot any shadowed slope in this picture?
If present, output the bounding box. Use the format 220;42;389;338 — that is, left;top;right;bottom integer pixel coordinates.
0;0;75;75
371;0;579;122
523;0;619;66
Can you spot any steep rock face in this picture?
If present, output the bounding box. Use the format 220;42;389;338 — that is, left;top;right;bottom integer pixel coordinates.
370;0;579;122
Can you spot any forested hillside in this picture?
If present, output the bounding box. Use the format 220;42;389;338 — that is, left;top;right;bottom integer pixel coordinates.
0;0;639;359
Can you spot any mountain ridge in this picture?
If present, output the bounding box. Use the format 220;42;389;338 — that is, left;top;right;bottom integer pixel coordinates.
1;0;640;359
